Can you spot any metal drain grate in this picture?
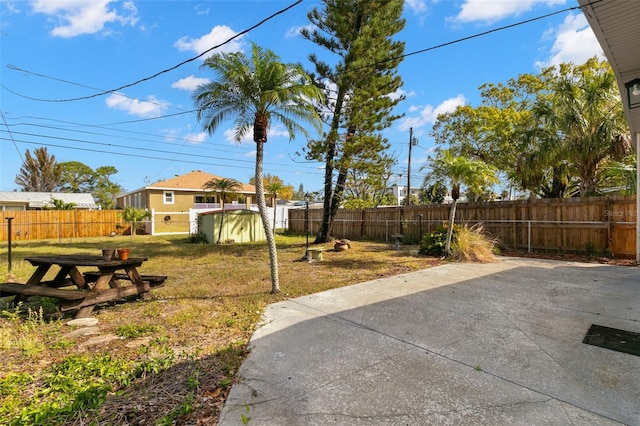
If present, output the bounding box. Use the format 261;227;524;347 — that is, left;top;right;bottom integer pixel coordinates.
583;324;640;357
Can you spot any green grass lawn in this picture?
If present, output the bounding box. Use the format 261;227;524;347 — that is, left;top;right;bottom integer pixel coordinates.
0;234;441;425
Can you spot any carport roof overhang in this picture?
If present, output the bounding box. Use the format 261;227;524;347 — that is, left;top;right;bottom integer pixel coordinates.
578;0;640;137
578;0;640;263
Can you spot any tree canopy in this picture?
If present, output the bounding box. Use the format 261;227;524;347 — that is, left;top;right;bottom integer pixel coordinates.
430;57;630;198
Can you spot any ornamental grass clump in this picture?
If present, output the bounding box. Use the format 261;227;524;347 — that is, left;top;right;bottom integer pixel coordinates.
451;224;497;263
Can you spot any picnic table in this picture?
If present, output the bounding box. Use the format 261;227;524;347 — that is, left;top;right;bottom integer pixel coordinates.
0;254;166;318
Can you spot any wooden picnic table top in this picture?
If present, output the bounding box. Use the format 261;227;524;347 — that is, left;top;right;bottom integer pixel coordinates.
3;254;163;319
25;255;148;268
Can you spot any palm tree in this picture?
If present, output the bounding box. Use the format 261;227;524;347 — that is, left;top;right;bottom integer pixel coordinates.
194;42;324;294
596;154;637;195
423;149;498;255
204;177;241;244
266;181;284;234
533;59;630;196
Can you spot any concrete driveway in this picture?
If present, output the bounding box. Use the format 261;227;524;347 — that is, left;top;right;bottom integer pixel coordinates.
219;258;640;425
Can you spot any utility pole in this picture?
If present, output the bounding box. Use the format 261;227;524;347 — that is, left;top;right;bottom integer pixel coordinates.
406;127;418;205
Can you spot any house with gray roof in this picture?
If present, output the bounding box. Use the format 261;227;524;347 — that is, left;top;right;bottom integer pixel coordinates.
0;192;98;211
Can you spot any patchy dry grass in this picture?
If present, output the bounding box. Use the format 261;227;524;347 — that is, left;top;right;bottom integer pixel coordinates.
0;234;441;425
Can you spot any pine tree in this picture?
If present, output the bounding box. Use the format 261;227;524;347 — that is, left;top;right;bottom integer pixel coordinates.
301;0;405;242
15;147;61;192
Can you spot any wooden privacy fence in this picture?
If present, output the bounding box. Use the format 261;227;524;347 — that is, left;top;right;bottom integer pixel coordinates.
1;210;122;242
288;195;637;258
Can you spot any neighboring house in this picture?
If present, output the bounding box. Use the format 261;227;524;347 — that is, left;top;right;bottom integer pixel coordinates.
115;170;259;212
0;191;98;211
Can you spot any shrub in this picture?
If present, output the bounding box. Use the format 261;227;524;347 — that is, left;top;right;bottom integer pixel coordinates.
119;207;151;235
419;224;458;257
451;224;497;263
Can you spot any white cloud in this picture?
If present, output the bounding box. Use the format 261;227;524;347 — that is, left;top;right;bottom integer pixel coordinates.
171;75;210;91
285;24;314;39
389;88;416;101
223;125;289;145
535;13;604;68
399;94;466;131
105;93;169;117
224;128;252;145
406;0;428;14
2;1;20;15
174;25;244;56
31;0;138;38
194;4;209;15
451;0;566;24
185;132;207;144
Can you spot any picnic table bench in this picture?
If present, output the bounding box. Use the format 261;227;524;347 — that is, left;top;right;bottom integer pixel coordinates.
0;254;166;318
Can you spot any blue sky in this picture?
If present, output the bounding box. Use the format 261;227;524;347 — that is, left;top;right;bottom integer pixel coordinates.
0;0;604;196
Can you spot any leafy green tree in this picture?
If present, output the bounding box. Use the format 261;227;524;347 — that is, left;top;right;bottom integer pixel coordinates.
15;147;61;192
294;183;305;200
431;57;630;198
204;177;241;244
420;182;447;204
344;134;396;207
57;162;122;209
194;42;323;294
58;161;96;193
302;0;405;243
94;166;122;210
250;174;294;201
423;149;498;255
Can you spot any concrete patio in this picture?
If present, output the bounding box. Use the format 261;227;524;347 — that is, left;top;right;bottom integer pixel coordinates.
220;257;640;425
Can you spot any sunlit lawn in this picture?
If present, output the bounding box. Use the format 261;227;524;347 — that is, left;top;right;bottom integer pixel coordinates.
0;233;441;424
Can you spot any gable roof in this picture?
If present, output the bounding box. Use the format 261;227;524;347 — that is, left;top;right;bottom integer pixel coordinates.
0;192;98;209
145;170;256;193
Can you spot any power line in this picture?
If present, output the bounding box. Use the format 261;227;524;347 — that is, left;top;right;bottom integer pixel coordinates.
3;0;303;103
3;119;251;155
0;111;24;162
0;129;322;173
0;135;325;178
396;2;597;64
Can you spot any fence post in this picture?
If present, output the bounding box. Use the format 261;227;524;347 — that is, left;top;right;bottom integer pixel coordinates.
6;217;13;273
528;220;531;253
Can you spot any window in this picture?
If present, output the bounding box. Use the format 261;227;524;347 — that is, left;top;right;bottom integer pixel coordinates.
164;191;174;204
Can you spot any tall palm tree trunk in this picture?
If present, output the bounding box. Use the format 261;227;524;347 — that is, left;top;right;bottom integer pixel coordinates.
217;200;225;244
255;140;280;293
445;199;458;255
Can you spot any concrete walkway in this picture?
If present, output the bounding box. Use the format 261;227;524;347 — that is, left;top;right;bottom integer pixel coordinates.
219;258;640;425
